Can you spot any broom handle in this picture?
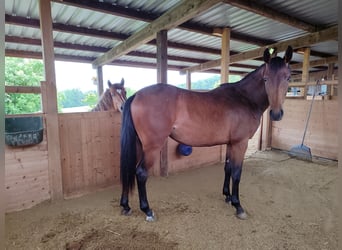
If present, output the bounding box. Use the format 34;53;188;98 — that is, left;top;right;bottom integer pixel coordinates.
301;79;320;145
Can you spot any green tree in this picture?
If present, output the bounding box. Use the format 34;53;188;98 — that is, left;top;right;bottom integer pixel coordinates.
82;90;98;108
58;88;86;108
5;57;44;114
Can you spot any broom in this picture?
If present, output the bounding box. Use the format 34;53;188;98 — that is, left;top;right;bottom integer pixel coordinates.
288;79;321;161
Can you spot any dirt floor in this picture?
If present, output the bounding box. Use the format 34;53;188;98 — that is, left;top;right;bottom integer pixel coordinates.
5;151;338;250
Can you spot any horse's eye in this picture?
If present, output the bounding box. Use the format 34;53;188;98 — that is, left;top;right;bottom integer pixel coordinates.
287;76;291;81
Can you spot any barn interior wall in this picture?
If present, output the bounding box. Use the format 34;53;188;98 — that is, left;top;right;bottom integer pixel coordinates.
5;118;50;212
271;98;338;160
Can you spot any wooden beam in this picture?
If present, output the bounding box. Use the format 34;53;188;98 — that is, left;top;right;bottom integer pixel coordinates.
6;14;273;56
5;86;41;94
156;30;168;177
301;47;310;96
39;0;63;200
290;56;338;70
92;0;222;67
186;71;192;89
220;27;230;83
156;30;168;84
96;66;104;96
180;25;338;73
52;0;273;46
224;0;319;32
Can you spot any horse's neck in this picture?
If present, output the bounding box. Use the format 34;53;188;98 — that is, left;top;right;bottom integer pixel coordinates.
236;65;269;113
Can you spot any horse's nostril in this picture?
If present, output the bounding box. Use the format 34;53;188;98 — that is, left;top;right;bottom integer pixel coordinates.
270;109;284;121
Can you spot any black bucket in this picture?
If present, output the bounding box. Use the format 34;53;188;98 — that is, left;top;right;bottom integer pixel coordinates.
5;116;44;147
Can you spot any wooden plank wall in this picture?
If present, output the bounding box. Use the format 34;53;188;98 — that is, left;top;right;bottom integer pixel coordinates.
59;111;121;198
272;99;338;160
5;120;50;212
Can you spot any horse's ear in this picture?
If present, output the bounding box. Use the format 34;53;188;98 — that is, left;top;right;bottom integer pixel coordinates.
120;78;124;86
284;46;293;64
108;80;112;87
263;48;271;63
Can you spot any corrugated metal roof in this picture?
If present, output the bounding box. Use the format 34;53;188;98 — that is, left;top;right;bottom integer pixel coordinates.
5;0;338;76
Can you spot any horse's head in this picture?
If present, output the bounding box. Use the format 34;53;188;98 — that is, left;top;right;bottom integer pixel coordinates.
263;46;293;121
108;78;127;112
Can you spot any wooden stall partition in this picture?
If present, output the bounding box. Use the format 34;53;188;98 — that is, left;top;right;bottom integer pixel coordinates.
272;99;338;160
5;118;50;212
59;111;121;198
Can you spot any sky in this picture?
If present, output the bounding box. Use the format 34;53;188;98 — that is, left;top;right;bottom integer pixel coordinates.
54;61;218;92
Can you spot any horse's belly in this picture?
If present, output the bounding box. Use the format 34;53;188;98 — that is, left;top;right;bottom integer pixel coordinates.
170;122;230;147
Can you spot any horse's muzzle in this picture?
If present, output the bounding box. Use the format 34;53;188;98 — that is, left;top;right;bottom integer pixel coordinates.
270;109;284;121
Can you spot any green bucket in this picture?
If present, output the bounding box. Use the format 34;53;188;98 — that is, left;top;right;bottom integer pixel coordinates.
5;116;44;147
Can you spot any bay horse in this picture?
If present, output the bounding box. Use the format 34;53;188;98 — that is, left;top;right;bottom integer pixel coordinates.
91;78;127;112
120;46;293;221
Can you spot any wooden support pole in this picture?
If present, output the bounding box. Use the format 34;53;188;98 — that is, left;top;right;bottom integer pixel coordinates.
186;70;191;90
326;63;335;97
156;30;168;176
220;27;230;83
301;47;310;97
260;108;272;150
97;66;104;96
39;0;63;200
157;30;168;83
0;0;5;246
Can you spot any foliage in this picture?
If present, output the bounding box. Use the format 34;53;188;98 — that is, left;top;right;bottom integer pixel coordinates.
58;88;86;108
5;58;44;114
82;91;98;109
125;87;136;98
176;74;242;90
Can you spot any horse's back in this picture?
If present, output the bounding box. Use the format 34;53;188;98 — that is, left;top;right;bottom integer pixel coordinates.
130;83;260;147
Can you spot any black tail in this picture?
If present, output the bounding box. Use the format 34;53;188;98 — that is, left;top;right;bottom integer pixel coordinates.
120;95;137;193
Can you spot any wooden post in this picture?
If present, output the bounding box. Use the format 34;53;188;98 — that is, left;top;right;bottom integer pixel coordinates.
39;0;63;200
156;30;168;176
186;70;191;90
326;63;334;97
157;30;168;83
260;108;272;150
97;66;104;96
220;27;230;84
0;0;5;245
301;47;310;97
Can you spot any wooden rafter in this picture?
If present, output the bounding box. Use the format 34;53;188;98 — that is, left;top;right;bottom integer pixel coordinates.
180;25;338;73
52;0;273;46
92;0;223;67
224;0;319;32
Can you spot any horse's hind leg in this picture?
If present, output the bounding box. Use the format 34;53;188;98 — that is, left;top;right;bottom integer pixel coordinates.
136;158;155;221
120;190;131;215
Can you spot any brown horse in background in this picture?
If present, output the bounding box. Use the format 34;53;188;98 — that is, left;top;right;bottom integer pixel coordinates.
92;78;127;112
120;46;293;221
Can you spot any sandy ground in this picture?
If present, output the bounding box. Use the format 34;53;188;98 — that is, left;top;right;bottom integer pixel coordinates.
5;151;338;250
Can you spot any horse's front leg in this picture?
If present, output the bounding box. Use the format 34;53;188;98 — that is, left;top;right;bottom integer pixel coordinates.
223;144;232;204
228;140;248;219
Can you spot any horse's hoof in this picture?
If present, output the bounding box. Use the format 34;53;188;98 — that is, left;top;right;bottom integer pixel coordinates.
121;208;132;216
236;211;248;220
145;212;156;222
